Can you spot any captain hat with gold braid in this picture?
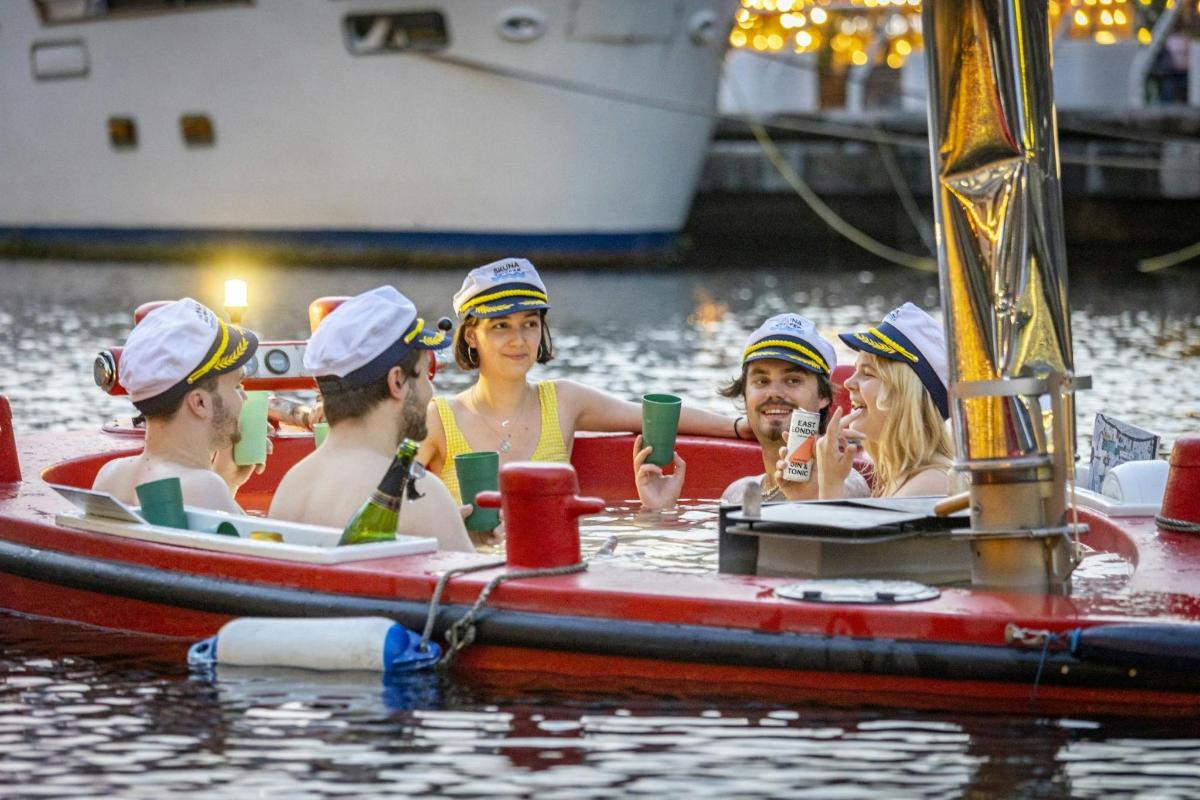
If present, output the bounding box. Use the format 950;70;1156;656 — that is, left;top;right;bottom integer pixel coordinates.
453;257;550;319
119;297;259;415
742;314;836;378
838;302;949;419
304;285;449;391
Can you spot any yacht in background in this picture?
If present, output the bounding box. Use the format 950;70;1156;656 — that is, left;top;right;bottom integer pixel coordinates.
0;0;737;260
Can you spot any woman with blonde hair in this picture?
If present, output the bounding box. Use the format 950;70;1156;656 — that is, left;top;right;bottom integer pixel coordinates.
420;258;747;504
813;303;953;498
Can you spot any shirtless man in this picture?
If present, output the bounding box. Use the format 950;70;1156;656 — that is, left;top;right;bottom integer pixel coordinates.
93;298;261;512
269;286;473;552
635;314;869;509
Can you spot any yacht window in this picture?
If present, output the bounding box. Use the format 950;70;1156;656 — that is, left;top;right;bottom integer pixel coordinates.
35;0;251;25
108;117;138;150
31;40;89;80
343;11;449;55
180;114;215;147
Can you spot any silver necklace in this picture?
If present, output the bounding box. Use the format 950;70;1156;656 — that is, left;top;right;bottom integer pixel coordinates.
472;386;530;454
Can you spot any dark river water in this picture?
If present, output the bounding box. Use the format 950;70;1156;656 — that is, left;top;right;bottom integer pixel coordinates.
1;253;1198;797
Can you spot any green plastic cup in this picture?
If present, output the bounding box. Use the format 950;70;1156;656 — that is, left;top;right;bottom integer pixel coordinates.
642;393;682;467
135;477;189;529
233;390;270;466
313;422;330;449
455;451;501;533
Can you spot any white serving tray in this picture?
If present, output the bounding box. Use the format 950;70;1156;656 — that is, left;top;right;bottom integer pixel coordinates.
49;485;436;564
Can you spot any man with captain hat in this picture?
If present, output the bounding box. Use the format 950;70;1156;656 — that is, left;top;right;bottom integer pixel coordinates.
269;286;473;551
635;313;870;509
93;297;263;512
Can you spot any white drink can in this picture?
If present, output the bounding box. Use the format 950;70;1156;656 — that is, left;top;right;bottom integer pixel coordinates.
783;408;820;482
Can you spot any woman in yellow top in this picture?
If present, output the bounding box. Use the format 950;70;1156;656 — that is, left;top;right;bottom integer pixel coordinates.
420;258;747;503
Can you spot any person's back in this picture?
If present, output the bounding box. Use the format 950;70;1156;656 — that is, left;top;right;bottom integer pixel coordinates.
95;456;239;512
268;285;473;552
92;297;261;513
271;423;470;550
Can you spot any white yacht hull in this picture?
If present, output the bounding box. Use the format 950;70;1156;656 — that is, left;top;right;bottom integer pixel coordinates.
0;0;735;258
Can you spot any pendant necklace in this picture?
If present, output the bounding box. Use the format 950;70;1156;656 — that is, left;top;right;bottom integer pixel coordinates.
474;385;530;454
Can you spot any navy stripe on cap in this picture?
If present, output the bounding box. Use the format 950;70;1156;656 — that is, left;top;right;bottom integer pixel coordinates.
320;333;413;392
840;321;949;419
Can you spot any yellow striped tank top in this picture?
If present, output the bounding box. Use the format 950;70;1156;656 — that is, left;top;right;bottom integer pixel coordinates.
433;380;570;504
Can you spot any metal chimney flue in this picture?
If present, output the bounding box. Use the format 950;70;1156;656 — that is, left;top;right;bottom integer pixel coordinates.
922;0;1090;592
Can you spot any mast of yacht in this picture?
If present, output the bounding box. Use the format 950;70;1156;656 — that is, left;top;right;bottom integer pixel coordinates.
923;1;1089;591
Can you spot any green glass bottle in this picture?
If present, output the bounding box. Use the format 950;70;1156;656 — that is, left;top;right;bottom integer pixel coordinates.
338;439;421;546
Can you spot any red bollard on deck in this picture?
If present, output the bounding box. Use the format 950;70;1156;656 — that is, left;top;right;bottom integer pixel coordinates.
0;396;20;483
1160;437;1200;531
475;463;604;569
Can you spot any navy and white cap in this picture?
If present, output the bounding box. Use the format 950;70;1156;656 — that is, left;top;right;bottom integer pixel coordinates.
742;314;836;377
453;257;550;319
839;302;950;419
304;286;449;390
120;298;258;411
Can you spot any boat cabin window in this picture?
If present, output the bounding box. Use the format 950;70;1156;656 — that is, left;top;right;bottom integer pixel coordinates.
35;0;251;25
108;116;138;149
180;114;215;147
342;11;449;55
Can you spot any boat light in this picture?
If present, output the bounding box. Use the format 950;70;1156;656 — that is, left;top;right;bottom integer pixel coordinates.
224;279;248;324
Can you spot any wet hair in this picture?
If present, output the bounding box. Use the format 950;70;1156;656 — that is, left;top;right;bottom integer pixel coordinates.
134;373;220;420
452;310;555;371
861;353;953;497
317;349;422;424
718;363;834;434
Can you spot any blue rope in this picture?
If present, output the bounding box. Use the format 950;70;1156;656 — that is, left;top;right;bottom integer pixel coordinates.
1029;631;1065;708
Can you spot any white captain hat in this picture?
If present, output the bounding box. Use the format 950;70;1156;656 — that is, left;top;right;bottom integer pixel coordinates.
453;257;550;319
304;286;450;389
839;302;950;419
120;297;258;412
741;314;836;377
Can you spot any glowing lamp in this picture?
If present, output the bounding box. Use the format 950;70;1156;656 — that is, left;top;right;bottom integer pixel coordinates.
224;279;248;324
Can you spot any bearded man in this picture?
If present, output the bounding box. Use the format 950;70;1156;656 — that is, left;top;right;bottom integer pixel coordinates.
269;286;472;551
93;298;261;513
635;314;869;509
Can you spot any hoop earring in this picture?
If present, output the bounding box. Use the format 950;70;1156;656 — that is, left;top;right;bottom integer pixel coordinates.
467;345;478;368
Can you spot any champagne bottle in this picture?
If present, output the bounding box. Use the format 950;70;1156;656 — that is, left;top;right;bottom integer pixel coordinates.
338;439;421;546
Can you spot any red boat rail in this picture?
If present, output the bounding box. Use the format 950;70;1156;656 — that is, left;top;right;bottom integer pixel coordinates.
4;401;1200;714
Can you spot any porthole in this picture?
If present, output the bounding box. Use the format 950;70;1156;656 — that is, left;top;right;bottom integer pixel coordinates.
496;7;546;43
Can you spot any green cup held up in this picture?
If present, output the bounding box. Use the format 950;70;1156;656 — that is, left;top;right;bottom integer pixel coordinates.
233;390;270;466
313;421;330;449
641;393;682;467
455;451;501;533
135;476;189;529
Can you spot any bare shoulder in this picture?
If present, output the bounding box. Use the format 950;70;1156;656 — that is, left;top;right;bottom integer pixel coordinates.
894;467;950;498
269;454;315;519
91;456;133;490
178;469;241;513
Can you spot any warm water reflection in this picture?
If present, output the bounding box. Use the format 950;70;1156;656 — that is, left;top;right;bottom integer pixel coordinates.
3;612;1199;798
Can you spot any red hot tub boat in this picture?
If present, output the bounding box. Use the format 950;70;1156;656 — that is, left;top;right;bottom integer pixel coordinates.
3;373;1200;716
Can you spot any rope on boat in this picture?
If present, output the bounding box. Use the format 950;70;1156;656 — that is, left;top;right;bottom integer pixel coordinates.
439;561;589;668
418;559;507;654
418;537;619;667
1005;623;1066;706
1155;515;1200;534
